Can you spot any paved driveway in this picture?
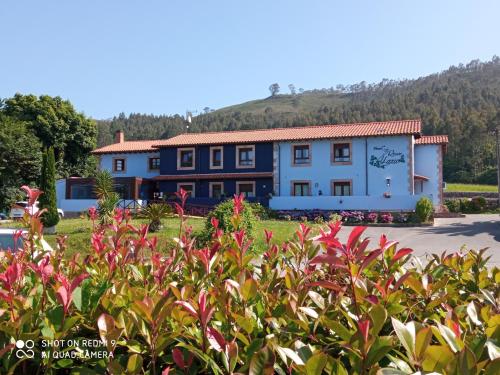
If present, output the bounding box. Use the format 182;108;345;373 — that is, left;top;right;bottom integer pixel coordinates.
334;214;500;265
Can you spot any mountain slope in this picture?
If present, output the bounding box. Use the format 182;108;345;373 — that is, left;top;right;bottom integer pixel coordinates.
97;57;500;183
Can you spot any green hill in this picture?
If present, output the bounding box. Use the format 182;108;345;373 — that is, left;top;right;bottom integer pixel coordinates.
97;57;500;183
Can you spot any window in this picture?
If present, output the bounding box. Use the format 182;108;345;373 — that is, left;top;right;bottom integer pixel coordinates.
149;157;160;170
209;182;224;199
292;144;311;166
177;148;195;170
236;181;256;198
332;180;352;196
114;183;132;199
292;181;311;196
236;145;255;168
113;158;126;172
177;182;195;197
70;184;95;199
332;142;352;163
210;146;223;169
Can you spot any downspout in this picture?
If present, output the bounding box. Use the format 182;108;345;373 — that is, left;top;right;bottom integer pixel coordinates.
365;138;368;195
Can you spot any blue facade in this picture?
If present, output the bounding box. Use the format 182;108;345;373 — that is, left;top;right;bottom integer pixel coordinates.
157;143;274;206
159;143;274;175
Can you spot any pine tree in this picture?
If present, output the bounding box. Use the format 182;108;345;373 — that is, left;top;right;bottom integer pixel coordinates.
39;147;60;228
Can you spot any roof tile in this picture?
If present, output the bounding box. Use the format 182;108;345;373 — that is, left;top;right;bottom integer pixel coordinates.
415;135;448;145
92;140;159;155
154;120;422;147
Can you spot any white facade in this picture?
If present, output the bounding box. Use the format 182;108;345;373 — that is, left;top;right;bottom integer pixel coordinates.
414;144;442;205
99;152;160;179
270;135;441;211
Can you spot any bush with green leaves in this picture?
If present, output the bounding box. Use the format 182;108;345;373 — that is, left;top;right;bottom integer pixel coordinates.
38;147;60;228
415;196;433;222
201;195;257;241
139;202;173;232
94;170;120;225
0;189;498;374
471;196;488;212
445;198;461;213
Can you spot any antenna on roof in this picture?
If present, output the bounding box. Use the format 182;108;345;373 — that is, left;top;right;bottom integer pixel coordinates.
185;110;198;132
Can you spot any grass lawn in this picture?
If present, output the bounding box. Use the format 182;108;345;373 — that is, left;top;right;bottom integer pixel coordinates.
445;183;497;192
1;216;322;257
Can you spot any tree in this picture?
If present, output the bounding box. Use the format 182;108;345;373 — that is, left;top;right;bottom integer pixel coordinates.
94;170;119;225
1;94;97;178
269;83;280;97
0;115;42;211
39;147;60;228
288;84;296;95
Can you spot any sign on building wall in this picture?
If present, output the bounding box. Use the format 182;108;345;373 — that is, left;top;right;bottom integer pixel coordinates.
369;146;405;169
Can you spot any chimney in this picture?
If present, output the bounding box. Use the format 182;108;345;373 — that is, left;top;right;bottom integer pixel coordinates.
115;130;124;143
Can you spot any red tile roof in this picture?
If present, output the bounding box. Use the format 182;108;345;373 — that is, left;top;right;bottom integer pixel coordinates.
92;120;425;154
415;135;448;145
414;174;430;181
154;120;422;147
153;172;273;181
92;140;160;155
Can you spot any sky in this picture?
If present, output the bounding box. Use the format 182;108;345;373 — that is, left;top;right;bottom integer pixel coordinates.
1;0;499;119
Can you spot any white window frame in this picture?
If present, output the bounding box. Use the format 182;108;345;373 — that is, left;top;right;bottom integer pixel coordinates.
235;145;256;169
177;147;196;170
236;181;256;198
209;181;224;198
209;146;224;170
176;182;196;197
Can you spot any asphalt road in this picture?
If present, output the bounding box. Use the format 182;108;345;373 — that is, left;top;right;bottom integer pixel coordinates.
334;214;500;266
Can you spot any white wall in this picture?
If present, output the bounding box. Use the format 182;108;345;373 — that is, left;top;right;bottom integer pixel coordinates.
278;136;411;197
100;152;160;178
414;144;441;205
270;195;423;211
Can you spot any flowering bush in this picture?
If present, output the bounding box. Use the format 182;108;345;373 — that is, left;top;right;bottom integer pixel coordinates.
0;187;499;374
394;212;409;223
364;212;378;223
340;210;365;223
379;212;394;223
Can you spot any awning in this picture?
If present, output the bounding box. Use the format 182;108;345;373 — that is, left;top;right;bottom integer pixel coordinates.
413;174;430;181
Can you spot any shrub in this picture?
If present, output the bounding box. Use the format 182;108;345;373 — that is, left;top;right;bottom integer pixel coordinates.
248;202;276;220
139;203;173;232
328;212;342;223
313;215;324;224
445;198;461;213
0;187;498;374
460;197;473;213
364;212;378;223
415;196;433;222
94;170;120;225
202;195;256;241
471;196;487;212
379;212;394;223
38;147;60;228
341;210;364;223
394;212;409;223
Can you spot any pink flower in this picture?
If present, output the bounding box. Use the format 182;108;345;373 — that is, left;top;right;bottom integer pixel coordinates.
29;256;53;285
233;193;244;216
55;272;88;314
21;185;42;207
88;207;98;221
264;229;273;244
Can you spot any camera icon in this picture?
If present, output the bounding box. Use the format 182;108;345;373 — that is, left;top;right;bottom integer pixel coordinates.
15;340;35;359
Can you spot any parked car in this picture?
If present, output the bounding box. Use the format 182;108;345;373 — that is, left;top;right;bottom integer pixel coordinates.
0;228;52;253
9;201;64;219
0;212;7;220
